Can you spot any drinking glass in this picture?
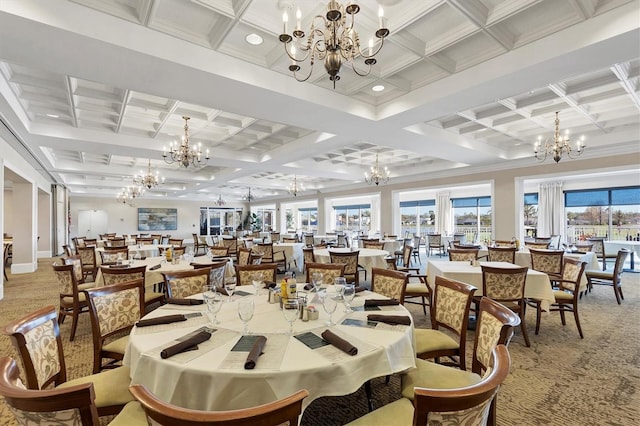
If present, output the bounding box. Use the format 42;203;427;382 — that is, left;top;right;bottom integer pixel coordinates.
237;298;255;334
334;277;346;295
202;286;223;325
311;272;323;292
321;291;338;326
224;277;236;302
341;283;356;313
251;273;263;296
282;298;300;334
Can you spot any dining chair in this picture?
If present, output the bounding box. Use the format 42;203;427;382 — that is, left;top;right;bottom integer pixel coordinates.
305;262;345;285
524;241;550;249
209;246;230;257
370;267;409;303
528;257;587;338
237;247;252;266
270;232;281;243
192;233;207;255
77;246;98;282
427;234;445;257
3;242;11;281
414;276;477;370
162;268;211;299
253;243;287;271
221;237;239;258
585;248;630;304
529;248;564;282
99;247;130;265
62;244;74;257
136;237;153;245
192;260;229;288
2;306;135;416
328;250;360;286
302;247;315;272
481;265;530;347
303;234;315;247
108;238;126;248
449;248;479;262
347;345;511;426
52;261;94;341
235;263;278;286
85;279;145;373
126;384;308;426
362;241;385;250
394;244;431;315
588;237;619;271
487;246;517;263
168;238;184;247
283;237;298;243
573;242;594;253
394;238;411;265
100;265;165;309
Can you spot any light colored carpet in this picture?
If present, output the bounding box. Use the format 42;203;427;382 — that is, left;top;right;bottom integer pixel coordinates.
0;257;638;425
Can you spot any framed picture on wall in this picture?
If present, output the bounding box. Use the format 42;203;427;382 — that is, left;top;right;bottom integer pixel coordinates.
138;208;178;231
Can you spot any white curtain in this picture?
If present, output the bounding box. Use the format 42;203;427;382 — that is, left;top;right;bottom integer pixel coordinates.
436;192;452;235
537;182;564;239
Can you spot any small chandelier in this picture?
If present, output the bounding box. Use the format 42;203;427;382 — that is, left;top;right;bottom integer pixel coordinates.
279;1;389;88
534;112;586;163
214;194;226;207
116;185;143;206
163;116;210;168
364;153;389;186
288;175;305;197
133;159;164;189
242;188;255;203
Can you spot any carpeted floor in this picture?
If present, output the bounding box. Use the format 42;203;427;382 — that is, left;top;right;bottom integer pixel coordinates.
0;257;638;425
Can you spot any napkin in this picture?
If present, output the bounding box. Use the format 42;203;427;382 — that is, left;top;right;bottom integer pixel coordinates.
135;314;187;327
264;281;276;289
166;298;204;306
364;299;400;307
139;256;147;260
303;283;314;291
321;330;358;356
216;287;229;296
149;264;161;270
244;335;267;369
354;286;366;293
367;314;412;326
160;330;212;359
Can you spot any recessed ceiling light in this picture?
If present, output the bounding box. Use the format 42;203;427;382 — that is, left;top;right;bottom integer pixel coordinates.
372;85;385;92
46;113;59;118
245;33;263;45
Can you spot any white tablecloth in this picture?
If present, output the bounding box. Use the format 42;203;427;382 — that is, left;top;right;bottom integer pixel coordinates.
605;240;640;269
274;242;304;272
123;285;416;411
313;248;389;279
95;244;173;264
427;260;556;311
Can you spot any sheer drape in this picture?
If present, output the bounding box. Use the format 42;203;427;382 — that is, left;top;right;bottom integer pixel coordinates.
537;182;564;239
436;192;452;235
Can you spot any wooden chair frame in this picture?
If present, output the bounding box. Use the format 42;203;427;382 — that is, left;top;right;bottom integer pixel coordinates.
487;246;517;264
192;260;229;288
305;262;346;286
234;263;278;286
162;268;211;299
427;234;445;257
586;248;630;304
328;250;360;287
370;267;409;303
53;261;91;341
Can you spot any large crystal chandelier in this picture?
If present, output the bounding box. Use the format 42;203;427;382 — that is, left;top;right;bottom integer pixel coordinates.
133;159;163;189
534;112;586;163
279;1;389;88
364;153;389;186
288;175;305;197
163;116;210;168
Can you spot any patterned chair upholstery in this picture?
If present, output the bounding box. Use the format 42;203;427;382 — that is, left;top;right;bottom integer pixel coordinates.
328;250;360;286
387;245;431;315
302;247;315;272
209;246;230;257
587;237;618;271
585;248;630;304
363;241;385;250
221;237;238;258
303;234;314;247
481;265;530;347
2;305;136;416
235;264;278;286
487;247;517;263
99;248;130;265
168;239;183;247
529;248;563;282
100;265;164;309
413;276;477;370
108;238;126;248
162;268;211;299
449;248;479;262
85;279;145;373
492;240;516;248
253;243;287;271
191;260;228;288
237;248;252;266
53;261;93;341
427;234;445;257
524;241;550;249
305;262;345;286
77;247;98;282
370;267;409;302
283;237;298;243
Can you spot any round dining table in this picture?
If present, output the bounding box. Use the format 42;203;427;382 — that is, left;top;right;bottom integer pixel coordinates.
123;285;416;411
313;248;389;278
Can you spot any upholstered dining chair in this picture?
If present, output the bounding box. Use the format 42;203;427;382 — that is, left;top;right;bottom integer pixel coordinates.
108;238;126;248
135;237;153;245
362;241;385;250
209;246;230;257
347;345;511;426
162;268;211;299
427;234;445;257
585;248;630;304
370;267;409;303
168;238;184;247
52;261;94;341
99;247;129;265
221;237;238;258
449;248;480;262
123;384;308;426
524;241;550;249
235;263;278;287
237;247;252;266
100;265;165;310
283;237;298;243
305;262;345;285
192;260;229;288
328;250;360;287
2;305;135;416
192;233;207;255
529;248;564;283
302;247;315;272
481;265;530;347
303;234;314;247
528;257;587;338
253;243;287;272
492;240;515;248
587;237;617;270
77;246;98;282
414;276;477;370
486;246;517;264
270;232;281;243
84;279;145;374
390;244;431;315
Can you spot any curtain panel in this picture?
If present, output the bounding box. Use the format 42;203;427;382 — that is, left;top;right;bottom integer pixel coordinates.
537;182;564;239
436;192;452;235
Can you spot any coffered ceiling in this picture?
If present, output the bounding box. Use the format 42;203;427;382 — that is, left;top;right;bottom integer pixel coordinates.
0;0;638;203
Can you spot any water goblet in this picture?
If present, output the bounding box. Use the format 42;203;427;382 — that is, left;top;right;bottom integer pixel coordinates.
311;272;323;292
224;277;236;302
334;277;346;295
237;298;255;335
202;286;223;325
341;283;356;313
251;273;263;296
282;297;300;335
321;291;338;326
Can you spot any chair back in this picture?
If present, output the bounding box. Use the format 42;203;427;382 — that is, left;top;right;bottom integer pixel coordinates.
573;243;593;253
427;234;442;246
363;241;385;250
129;384;308;426
192;261;228;288
557;258;587;295
492;240;515;248
99;247;129;264
431;276;477;341
168;239;184;247
2;305;66;389
210;246;230;257
305;262;345;285
481;265;528;303
237;248;252;266
162;268;211;299
529;249;563;276
453;233;466;244
235;264;278;286
587;237;605;256
100;265;147;287
136;237;153;245
221;237;238;255
413;346;510;426
107;238;126;247
171;246;187;257
304;234;314;247
0;357;100;426
77;246;97;278
402;243;413;267
449;248;479;262
524;241;549;250
61;255;84;284
534;237;552;244
487;246;516;263
328;250;359;285
253;243;275;262
52;262;82;301
283;237;298;243
62;244;73;257
302;247;315;265
370;268;409;302
611;249;630;284
337;234;348;248
270;232;280;243
472;297;521;374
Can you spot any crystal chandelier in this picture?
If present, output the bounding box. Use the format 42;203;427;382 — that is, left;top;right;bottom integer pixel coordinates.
242;188;255;203
163;116;210;168
116;185;144;206
364;153;389;186
214;194;226;207
534;112;586;163
288;175;305;197
133;159;164;189
279;1;389;88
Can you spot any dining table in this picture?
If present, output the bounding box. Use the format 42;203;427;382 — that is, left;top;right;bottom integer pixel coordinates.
604;240;640;271
313;248;389;279
427;260;557;311
273;242;305;272
123;285;416;411
95;244;173;265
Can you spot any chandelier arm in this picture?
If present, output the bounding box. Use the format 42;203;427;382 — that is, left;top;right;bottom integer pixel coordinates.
292;63;315;82
357;36;386;59
350;60;373;77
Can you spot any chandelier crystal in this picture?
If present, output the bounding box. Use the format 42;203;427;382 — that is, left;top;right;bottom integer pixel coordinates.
288;175;305;197
242;188;255;203
279;1;389;88
133;159;163;189
116;185;144;206
364;153;389;186
163;116;210;168
214;194;227;207
534;112;586;163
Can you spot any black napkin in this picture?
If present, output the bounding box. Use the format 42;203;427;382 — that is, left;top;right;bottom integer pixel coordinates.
303;283;314;291
166;298;204;306
354;286;366;293
135;314;187;327
364;299;400;307
139;256;147;260
321;330;357;356
149;264;161;270
264;281;276;289
367;314;412;326
244;335;267;369
160;330;212;359
216;287;229;296
108;264;130;269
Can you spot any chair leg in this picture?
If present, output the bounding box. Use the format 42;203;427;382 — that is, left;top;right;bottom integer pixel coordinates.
520;311;530;347
421;296;427;315
363;380;374;412
614;284;623;304
69;311;79;341
534;303;542;335
559;308;566;326
572;305;584;339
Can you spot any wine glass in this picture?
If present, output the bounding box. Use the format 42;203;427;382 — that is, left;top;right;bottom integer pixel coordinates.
311;272;323;292
341;283;356;313
334;277;346;296
321;290;338;326
202;286;223;325
224;277;236;302
237;298;255;335
282;298;300;335
251;273;263;296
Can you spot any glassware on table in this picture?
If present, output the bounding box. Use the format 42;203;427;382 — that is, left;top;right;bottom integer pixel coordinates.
237;298;255;335
282;297;300;334
224;277;237;302
251;273;263;296
341;283;356;313
311;272;323;292
334;277;346;296
202;286;223;325
320;290;338;326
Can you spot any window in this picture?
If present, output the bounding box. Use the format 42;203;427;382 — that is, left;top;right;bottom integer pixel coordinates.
199;207;243;235
452;196;491;243
523;193;538;237
252;207;276;232
334;204;371;233
399;200;435;237
298;208;318;232
565;186;640;242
